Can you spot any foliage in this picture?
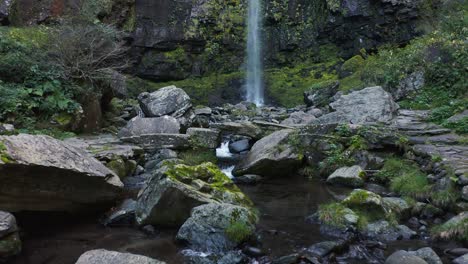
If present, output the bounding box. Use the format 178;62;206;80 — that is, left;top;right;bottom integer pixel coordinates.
431;216;468;242
225;220;253;243
390;168;430;200
318;143;355;174
318;202;350;228
430;188;459;209
179;149;218;166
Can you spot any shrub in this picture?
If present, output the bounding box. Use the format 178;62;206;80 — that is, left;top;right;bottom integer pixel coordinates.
318;202;350;228
225;220;253;243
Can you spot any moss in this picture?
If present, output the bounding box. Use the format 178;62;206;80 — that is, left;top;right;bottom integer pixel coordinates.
342;55;365;74
431;187;460;209
0;141;13;164
318;202;352;229
166;162;254;208
106;156;127;178
225;220;253;243
431;215;468;242
390;169;430;200
122;4;136;32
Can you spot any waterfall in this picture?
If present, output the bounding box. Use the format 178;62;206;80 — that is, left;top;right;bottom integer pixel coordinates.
246;0;264;106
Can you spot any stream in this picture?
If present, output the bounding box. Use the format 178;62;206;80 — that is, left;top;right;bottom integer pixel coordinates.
9;141;456;264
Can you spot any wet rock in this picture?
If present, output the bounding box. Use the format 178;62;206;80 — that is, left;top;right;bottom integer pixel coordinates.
121;134;191;151
118;116;181;137
233;174;263;185
183;250;247;264
271;254;300;264
307;240;346;257
393;71;425;101
102;199;136;227
0;0;12;24
176;203;257;253
304;81;340;107
281;111;316;126
446;248;468;257
0;211;21;258
75;249;165;264
365;183;390;197
229;139;251;153
187;128;221;149
326;165;365;187
243;246;264;257
453;254;468;264
409;247;442;264
382;197;411;219
462;186;468;201
385;250;428;264
316;86;399;124
233;129;302;177
211;121;263;139
0;123;14;134
138;86;192;118
136;162;252;226
0;134;123;212
362;221;416;242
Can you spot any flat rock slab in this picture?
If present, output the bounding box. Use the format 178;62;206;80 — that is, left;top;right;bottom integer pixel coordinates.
121;134;191;151
75;249;166;264
0;134;123;212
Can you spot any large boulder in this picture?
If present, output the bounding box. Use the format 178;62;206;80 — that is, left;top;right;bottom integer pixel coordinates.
138;86;192;118
232;129;302;177
0;211;21;259
0;134;123;212
408;247;442;264
136;162;252;226
362;220;416;242
280;111;316;126
75;249;165;264
326;165;365;187
186;128;221;149
211;121;263;139
118;116;181;137
317;86;399;124
385;250;428;264
120;134;191;151
176;203;257;253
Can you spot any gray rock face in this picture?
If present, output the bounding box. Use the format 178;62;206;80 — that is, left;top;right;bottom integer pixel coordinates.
75;249;165;264
326;165;365;187
463;186;468;201
362;220;416;242
453;254;468;264
232;129;302;177
118;116;180;137
304;81;339;107
0;134;123;212
211;122;263;139
393;71;425;101
121;134;191;151
447;110;468;123
101;199;136;227
385;250;428;264
0;123;14;134
176;203;256;253
0;211;21;258
228;139;251;153
317;86;399;124
186;128;220;149
382;197;411;218
138;86;191;118
136;162;252;226
281;111;316;126
409;247;442;264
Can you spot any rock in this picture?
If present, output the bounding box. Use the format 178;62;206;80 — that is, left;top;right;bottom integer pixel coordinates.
432;212;468;241
118;116;180;137
342;189;385;213
453;254;468;264
280;111;316;126
136;162;252;226
409;247;442;264
382;197;411;219
0;134;123;212
326;165;365;187
446;248;468;257
0;211;21;258
304;81;340;107
462;186;468;201
75;249;165;264
317;86;399;124
101;199;136;227
228;139;251;153
0;124;14;134
138;86;192;118
194;107;212;116
243;246;264;257
307;240;345;257
393;71;425;101
211;121;263;139
121;134;191;151
0;0;12;24
183;250;247;264
233;174;263;185
362;220;416;242
187;128;221;149
447;110;468;123
232;129;302;177
385;250;428;264
307;108;323;117
176;203;257;253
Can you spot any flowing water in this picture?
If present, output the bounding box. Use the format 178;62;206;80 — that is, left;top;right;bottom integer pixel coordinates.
246;0;264;106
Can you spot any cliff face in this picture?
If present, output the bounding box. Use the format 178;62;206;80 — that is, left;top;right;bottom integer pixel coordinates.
1;0;435;84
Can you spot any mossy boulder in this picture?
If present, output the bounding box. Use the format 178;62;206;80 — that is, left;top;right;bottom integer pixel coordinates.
342;189;385;213
431;212;468;242
176;203;257;253
135;162;253;226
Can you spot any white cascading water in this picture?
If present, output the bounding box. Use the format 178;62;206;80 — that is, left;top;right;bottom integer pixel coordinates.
246;0;264;106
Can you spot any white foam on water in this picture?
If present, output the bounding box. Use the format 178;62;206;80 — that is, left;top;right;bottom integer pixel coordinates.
216;141;233;158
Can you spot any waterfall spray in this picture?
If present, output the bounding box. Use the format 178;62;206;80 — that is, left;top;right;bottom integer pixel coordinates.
246;0;264;106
